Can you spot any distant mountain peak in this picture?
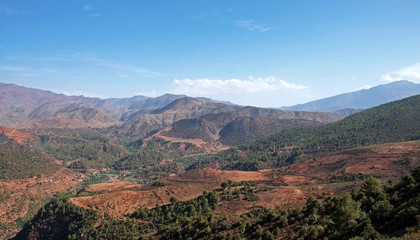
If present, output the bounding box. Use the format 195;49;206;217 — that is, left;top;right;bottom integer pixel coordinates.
282;80;420;113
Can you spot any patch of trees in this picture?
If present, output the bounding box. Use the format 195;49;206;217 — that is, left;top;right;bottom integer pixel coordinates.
34;128;126;171
13;195;99;240
185;147;305;171
132;191;219;225
133;162;185;183
113;138;199;171
76;173;110;193
220;180;259;202
0;141;60;179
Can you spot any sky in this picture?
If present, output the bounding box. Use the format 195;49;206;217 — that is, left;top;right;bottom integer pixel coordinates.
1;0;420;107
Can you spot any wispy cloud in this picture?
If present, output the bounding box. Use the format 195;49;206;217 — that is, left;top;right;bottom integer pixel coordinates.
83;5;93;11
381;62;420;83
356;85;373;91
41;53;163;78
92;58;162;78
0;65;30;72
234;19;271;33
0;4;23;15
134;90;158;97
170;76;308;95
82;5;100;17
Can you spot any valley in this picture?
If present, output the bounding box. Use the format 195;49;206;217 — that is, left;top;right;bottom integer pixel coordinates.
0;82;419;239
2;1;420;238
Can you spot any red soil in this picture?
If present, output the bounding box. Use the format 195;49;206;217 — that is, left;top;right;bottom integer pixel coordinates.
0;126;32;144
0;168;84;238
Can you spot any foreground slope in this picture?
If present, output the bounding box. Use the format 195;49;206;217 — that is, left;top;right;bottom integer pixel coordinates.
0;134;83;239
13;141;420;239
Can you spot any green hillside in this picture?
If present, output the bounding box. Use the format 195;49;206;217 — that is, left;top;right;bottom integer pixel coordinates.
32;128;127;171
0;136;60;179
246;94;420;153
219;117;322;146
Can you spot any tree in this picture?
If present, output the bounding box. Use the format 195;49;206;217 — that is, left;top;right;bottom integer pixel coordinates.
170;196;178;204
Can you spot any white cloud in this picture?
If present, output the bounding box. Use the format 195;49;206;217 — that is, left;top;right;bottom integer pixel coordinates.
356;85;373;91
91;13;101;17
381;62;420;83
61;90;103;98
170;76;308;95
234;19;271;33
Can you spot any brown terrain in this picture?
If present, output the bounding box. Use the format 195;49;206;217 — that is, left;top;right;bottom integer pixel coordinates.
69;140;420;220
0;126;32;144
144;129;230;154
0;168;84;239
118;97;339;142
272;141;420;181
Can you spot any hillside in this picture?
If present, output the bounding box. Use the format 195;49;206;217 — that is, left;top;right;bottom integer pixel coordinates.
163;118;219;141
23;102;121;128
0;138;61;180
248;94;420;153
0;134;82;238
120;97;339;142
129;94;186;110
0;82;121;128
219;117;323;146
282;80;420;112
160;105;338;146
30;128;127;172
117;97;238;138
104;95;149;109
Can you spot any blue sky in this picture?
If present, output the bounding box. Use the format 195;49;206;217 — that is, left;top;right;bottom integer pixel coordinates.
1;0;420;107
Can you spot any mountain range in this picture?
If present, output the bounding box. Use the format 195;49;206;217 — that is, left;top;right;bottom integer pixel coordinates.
281;80;420;112
0;80;419;147
0;82;338;146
